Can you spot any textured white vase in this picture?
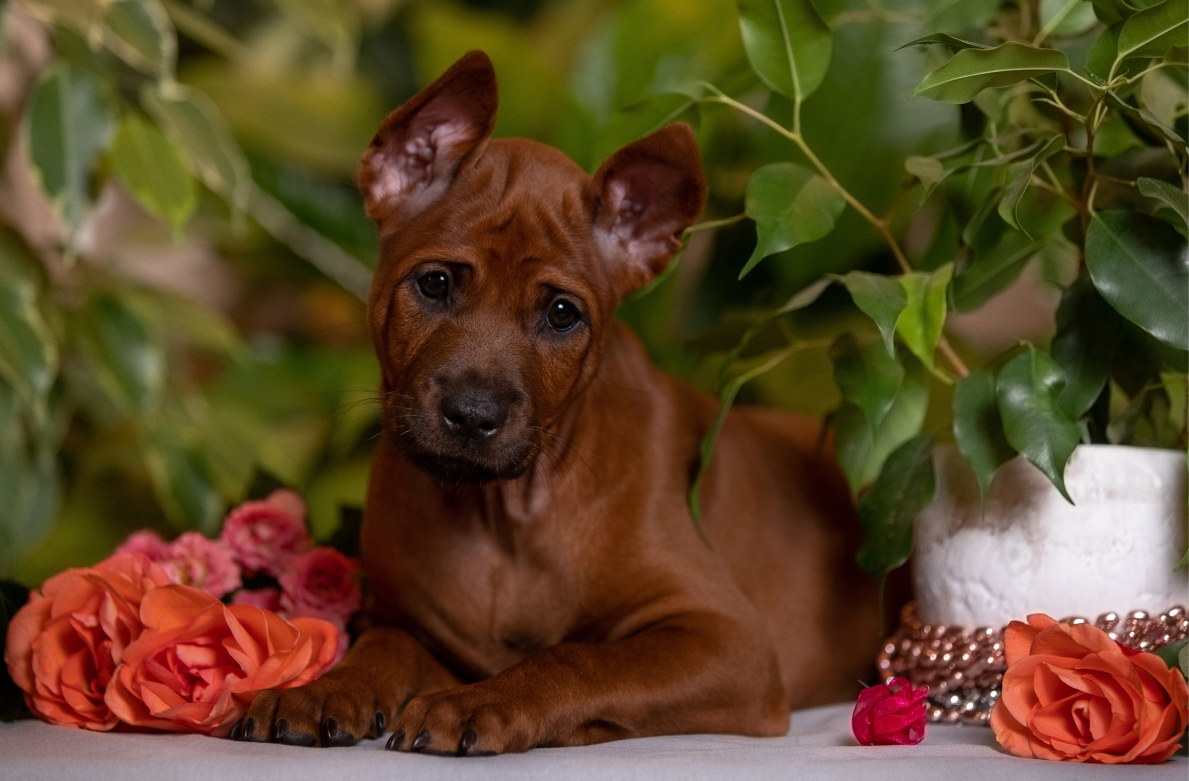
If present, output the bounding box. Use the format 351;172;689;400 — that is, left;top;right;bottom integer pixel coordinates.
914;445;1188;628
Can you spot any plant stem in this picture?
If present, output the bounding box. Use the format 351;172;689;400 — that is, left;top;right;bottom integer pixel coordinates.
686;214;747;233
702;93;970;379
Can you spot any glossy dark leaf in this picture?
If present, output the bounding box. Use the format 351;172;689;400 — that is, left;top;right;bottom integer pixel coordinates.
953;369;1016;499
1086;211;1189;350
143;430;223;533
997;134;1064;233
0;259;56;415
996;347;1081;503
1086;23;1123;79
856;434;936;588
831;333;905;433
1051;276;1123;420
102;0;176;79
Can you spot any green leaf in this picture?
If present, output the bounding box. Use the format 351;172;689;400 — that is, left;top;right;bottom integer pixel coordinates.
0;263;56;417
1117;0;1188;62
836;355;930;496
831;333;905;433
20;0;109;33
1051;276;1122;420
997;134;1064;233
741;162;844;278
895;263;953;374
1138;177;1189;226
592;93;695;170
1153;639;1187;674
23;62;115;239
142;83;250;219
737;0;833;103
87;294;164;413
953;369;1016;498
951;231;1042;313
855;434;936;588
833;270;907;355
996;347;1081;503
913;42;1070;104
896;33;989;51
1086;23;1123;79
1086;211;1189;350
109;114;197;233
101;0;175;80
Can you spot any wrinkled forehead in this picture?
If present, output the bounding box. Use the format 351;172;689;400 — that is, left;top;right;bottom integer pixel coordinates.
378;140;615;299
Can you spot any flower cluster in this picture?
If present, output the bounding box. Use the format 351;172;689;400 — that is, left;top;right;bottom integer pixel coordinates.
115;490;361;660
2;490;359;735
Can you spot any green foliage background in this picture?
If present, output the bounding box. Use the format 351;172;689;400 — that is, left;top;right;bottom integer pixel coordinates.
0;0;1185;591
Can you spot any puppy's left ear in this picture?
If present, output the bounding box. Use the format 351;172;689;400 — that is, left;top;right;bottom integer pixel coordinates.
359;50;498;223
589;123;707;295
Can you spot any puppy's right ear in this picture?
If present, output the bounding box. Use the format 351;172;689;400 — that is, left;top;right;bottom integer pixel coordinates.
359;51;498;223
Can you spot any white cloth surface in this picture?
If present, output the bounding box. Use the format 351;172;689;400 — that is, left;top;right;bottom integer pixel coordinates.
0;703;1184;781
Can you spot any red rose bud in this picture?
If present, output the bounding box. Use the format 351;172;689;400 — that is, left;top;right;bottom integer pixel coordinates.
851;677;928;746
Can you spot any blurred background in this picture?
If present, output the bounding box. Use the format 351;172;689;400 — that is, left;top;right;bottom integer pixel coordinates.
0;0;1080;585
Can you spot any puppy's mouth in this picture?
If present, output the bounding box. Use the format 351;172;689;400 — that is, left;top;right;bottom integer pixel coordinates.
382;405;538;484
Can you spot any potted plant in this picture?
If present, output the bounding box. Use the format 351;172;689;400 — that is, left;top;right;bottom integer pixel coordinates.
668;0;1187;663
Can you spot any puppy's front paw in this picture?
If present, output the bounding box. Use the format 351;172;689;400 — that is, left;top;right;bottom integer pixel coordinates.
233;674;388;748
385;685;530;756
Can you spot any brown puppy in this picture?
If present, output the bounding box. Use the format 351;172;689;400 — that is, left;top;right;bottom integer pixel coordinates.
237;51;881;754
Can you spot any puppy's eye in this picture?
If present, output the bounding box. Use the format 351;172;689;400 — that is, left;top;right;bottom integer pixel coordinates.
417;271;450;300
546;299;580;331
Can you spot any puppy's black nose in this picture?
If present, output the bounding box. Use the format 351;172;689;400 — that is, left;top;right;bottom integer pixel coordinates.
441;388;509;440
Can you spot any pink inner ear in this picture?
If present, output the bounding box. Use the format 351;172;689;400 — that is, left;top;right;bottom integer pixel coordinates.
367;98;481;205
602;162;692;270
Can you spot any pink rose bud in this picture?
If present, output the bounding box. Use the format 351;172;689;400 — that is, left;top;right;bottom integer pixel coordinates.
851;677;928;746
115;529;170;561
279;548;361;630
158;532;242;599
220;489;311;576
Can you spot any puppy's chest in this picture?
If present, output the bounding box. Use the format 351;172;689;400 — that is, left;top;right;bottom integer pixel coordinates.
394;532;578;675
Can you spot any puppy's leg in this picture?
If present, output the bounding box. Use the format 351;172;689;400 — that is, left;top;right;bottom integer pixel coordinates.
236;626;460;747
387;612;788;756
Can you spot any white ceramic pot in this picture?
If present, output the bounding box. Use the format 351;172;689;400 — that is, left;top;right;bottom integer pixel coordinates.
914;444;1188;628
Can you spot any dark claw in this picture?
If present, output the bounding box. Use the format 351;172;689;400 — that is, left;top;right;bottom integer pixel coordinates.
459;729;477;754
241;716;268;743
275;718;289;740
322;716;356;747
411;730;431;751
374;711;386;735
386;730;405;751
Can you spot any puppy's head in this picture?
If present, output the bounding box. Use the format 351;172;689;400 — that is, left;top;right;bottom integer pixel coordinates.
360;51;706;482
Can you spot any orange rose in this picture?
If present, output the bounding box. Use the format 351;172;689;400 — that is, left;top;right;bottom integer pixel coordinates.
991;613;1189;764
3;553;171;730
104;584;337;735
